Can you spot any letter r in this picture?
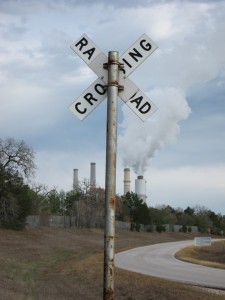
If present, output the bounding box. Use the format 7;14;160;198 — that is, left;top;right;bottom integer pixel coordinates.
75;37;88;51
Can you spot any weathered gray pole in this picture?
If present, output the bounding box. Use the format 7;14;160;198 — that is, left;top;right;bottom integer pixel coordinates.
103;51;119;300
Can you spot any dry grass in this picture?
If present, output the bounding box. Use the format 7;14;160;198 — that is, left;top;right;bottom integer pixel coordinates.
175;240;225;269
0;228;225;300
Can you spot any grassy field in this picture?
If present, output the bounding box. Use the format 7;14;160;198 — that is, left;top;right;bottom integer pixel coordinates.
175;240;225;269
0;228;225;300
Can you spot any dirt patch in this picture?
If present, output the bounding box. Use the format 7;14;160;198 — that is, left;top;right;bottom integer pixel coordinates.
175;240;225;269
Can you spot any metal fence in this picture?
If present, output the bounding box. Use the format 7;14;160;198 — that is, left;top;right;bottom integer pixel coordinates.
26;216;198;232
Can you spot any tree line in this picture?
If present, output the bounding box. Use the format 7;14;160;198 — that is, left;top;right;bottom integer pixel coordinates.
120;192;225;234
1;137;225;234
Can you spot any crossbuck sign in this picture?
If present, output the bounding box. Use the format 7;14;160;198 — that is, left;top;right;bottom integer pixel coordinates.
69;33;158;121
69;33;158;300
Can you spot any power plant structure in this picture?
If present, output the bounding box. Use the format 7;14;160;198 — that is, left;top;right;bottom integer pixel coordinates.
73;165;147;202
135;175;147;203
73;168;79;191
90;162;96;188
123;167;131;195
123;168;147;203
73;162;96;191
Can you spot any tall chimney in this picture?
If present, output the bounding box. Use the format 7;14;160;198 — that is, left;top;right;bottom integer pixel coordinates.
73;169;79;191
124;168;131;195
135;175;147;203
90;162;96;187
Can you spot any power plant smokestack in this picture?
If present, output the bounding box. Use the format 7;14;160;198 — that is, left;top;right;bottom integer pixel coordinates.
135;175;147;203
90;162;96;188
73;169;79;191
124;168;131;195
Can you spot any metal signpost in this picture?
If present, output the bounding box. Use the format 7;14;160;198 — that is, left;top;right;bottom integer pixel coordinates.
69;33;158;300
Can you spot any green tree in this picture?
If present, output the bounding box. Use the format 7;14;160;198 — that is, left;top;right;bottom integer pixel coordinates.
194;206;211;233
64;190;81;224
46;189;65;215
0;138;36;229
0;168;32;229
176;206;195;226
184;206;194;216
149;207;162;225
149;205;177;227
122;192;150;229
208;210;225;235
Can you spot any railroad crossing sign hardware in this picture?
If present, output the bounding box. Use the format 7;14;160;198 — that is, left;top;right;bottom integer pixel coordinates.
69;33;158;121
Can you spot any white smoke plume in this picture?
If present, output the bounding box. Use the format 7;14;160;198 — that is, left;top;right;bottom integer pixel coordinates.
118;87;191;175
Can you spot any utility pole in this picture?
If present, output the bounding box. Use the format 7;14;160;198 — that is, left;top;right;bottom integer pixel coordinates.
103;51;120;300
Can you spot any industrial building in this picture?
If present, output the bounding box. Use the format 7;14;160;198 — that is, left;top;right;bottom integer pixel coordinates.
123;168;147;202
73;162;96;191
73;164;147;202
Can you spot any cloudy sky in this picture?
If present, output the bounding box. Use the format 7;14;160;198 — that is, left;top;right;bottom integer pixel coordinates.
1;0;225;214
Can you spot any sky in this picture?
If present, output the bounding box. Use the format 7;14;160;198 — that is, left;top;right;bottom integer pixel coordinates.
0;0;225;214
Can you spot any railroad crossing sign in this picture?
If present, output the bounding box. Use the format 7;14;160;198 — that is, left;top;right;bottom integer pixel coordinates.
69;33;158;121
69;34;158;300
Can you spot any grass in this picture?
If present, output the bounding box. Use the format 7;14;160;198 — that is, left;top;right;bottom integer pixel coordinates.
175;240;225;269
0;228;225;299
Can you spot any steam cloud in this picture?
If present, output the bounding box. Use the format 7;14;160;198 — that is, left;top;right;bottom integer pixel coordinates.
118;87;191;175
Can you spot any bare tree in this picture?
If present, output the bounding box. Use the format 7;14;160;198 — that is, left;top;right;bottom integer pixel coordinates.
0;137;36;179
79;184;105;228
65;179;105;228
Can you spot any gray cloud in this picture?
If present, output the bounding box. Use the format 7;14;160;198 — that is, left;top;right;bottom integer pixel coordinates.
0;0;224;213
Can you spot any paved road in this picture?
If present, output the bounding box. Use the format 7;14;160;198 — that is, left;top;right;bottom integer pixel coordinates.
115;240;225;289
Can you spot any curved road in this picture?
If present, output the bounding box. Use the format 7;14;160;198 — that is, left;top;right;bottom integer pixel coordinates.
115;240;225;289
